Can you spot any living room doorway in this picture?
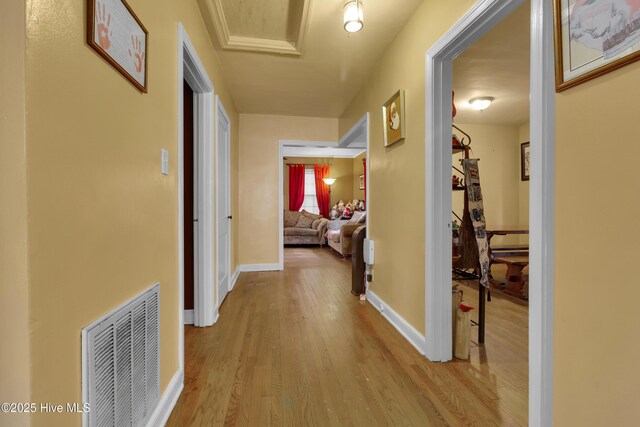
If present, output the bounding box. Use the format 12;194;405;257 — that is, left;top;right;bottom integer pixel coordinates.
278;113;370;267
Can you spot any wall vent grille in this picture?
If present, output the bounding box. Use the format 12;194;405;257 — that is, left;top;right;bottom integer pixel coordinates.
82;284;160;427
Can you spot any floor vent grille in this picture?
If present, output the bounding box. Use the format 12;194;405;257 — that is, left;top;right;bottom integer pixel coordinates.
82;284;160;427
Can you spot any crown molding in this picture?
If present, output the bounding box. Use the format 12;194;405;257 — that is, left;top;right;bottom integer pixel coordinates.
198;0;311;56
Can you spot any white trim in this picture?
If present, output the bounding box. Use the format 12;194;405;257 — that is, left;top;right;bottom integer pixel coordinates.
145;368;184;427
215;96;232;314
183;309;194;325
282;146;365;158
529;0;555;424
424;1;554;425
366;290;426;355
178;23;216;374
238;263;282;273
230;267;240;291
338;113;368;148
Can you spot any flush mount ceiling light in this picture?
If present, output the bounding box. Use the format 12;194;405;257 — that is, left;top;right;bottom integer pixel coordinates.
344;0;364;33
468;97;494;111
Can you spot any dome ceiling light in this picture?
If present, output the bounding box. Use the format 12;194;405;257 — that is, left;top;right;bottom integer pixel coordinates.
468;97;494;111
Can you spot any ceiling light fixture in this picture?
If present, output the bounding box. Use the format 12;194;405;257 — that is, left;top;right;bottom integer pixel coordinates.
469;97;494;111
344;0;364;33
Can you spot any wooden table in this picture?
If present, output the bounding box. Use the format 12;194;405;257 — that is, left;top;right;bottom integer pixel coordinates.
487;225;529;298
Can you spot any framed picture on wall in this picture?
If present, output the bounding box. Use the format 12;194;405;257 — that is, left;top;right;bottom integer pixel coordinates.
382;90;405;146
521;142;530;181
87;0;149;92
553;0;640;91
359;174;365;190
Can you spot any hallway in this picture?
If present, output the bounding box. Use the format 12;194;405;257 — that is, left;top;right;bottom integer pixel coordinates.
167;247;527;426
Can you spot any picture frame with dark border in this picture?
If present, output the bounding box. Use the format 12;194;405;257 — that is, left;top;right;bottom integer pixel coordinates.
553;0;640;92
87;0;149;92
521;141;530;181
382;90;405;146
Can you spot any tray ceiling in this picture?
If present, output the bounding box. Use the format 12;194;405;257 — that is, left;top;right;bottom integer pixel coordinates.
199;0;311;55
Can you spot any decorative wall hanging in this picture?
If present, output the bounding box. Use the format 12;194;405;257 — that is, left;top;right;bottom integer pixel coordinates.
462;159;490;288
554;0;640;91
359;174;365;190
87;0;149;92
382;90;405;146
521;142;530;181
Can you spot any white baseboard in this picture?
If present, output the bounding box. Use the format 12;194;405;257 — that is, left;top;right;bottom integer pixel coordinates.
183;309;194;325
146;368;183;427
366;290;426;356
230;268;240;290
238;263;282;272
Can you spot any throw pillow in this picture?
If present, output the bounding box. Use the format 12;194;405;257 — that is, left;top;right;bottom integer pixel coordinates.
311;219;323;229
301;209;323;220
295;215;315;229
284;210;301;228
349;211;366;224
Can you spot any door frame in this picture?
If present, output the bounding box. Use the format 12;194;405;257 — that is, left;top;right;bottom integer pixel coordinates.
424;0;555;425
215;95;232;312
177;24;216;367
277;130;368;269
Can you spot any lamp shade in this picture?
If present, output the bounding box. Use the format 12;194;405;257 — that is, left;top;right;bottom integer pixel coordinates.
343;1;364;33
323;178;336;186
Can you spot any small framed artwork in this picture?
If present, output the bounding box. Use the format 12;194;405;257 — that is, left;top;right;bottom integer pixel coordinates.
87;0;149;92
521;142;530;181
359;174;365;190
382;90;405;147
554;0;640;92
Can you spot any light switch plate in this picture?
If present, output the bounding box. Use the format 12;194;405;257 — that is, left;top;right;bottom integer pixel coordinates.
161;149;169;175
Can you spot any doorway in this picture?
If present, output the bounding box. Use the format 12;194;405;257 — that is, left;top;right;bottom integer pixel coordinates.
177;23;216;361
278;113;370;268
183;80;196;325
424;0;555;424
216;97;232;309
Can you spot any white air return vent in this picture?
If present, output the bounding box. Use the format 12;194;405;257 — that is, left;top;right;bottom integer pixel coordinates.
82;283;160;427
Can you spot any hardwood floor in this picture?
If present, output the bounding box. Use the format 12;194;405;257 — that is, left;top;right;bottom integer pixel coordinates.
167;248;527;426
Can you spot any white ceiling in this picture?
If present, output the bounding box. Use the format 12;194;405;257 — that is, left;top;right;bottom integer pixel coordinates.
282;145;365;158
198;0;423;117
452;1;530;126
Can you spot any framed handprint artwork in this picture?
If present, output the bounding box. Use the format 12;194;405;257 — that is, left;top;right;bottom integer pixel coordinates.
554;0;640;91
87;0;148;92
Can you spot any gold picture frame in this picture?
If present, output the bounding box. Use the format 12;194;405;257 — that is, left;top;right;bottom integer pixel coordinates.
87;0;149;92
382;90;405;146
554;0;640;92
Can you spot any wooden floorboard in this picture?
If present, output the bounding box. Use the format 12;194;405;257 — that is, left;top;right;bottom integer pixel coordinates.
167;247;527;426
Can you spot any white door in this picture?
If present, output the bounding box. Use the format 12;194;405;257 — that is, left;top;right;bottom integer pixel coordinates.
216;99;231;307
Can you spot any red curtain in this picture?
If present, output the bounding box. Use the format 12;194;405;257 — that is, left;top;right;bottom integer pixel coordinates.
313;164;330;218
288;164;305;211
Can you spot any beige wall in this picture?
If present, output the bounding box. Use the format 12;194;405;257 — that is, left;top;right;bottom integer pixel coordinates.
518;123;530;244
238;114;338;265
452;124;521;245
554;62;640;425
0;1;30;426
338;0;476;333
283;157;354;209
23;0;238;425
353;152;366;201
339;0;640;422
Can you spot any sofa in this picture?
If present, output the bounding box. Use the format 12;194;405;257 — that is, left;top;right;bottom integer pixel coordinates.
283;210;328;246
325;211;367;257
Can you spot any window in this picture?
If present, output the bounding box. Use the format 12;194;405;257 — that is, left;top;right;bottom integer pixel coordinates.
300;169;319;214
